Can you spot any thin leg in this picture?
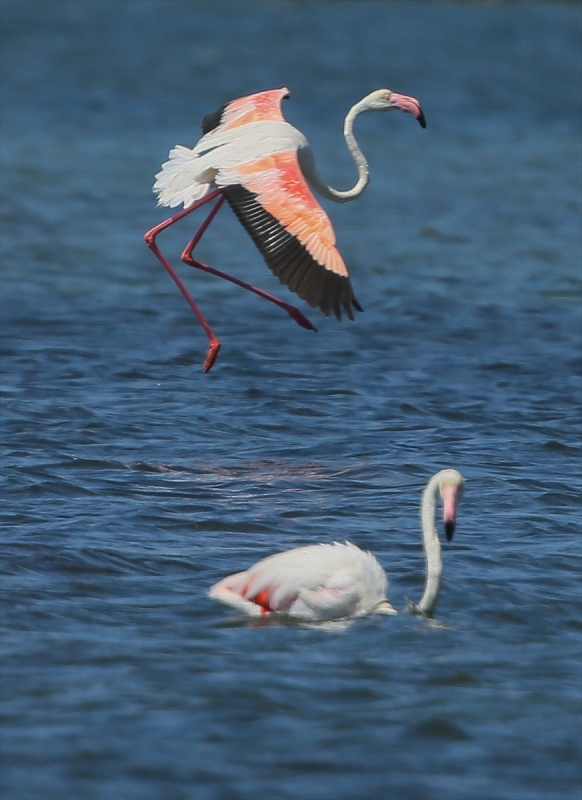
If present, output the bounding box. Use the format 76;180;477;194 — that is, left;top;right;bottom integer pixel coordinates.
144;190;223;373
145;187;317;374
181;200;317;333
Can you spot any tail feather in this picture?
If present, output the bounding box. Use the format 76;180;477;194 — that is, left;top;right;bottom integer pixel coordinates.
208;572;264;616
153;145;213;208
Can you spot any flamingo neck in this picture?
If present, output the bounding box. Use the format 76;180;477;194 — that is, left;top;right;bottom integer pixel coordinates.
299;99;371;204
415;475;443;617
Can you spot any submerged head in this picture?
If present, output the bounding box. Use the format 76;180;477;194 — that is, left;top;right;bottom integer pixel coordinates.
360;89;427;128
433;469;465;541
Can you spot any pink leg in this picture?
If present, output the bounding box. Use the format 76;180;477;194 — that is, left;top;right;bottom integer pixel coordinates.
181;201;317;333
144;189;223;373
145;188;317;374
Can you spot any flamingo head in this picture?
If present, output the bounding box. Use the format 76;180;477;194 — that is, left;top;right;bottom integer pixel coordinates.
363;89;427;128
437;469;465;541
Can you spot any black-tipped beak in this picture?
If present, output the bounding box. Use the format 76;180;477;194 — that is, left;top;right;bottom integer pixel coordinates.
388;93;426;129
441;484;458;542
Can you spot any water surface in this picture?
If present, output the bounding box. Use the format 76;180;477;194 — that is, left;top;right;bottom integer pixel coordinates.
1;2;581;799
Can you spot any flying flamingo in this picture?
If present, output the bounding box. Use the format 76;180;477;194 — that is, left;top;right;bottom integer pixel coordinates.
145;87;426;372
209;469;464;622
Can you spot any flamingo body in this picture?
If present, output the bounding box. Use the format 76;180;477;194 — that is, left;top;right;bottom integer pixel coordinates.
209;541;395;621
209;469;464;622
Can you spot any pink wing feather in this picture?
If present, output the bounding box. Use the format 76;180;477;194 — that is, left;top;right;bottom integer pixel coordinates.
209;88;288;131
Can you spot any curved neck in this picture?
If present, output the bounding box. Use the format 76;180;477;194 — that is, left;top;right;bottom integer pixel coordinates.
415;475;443;617
299;99;370;204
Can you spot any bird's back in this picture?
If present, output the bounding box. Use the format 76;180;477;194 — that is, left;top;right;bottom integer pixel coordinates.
209;541;388;621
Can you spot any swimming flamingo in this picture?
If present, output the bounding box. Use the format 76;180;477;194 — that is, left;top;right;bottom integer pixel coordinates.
145;87;426;372
209;469;464;622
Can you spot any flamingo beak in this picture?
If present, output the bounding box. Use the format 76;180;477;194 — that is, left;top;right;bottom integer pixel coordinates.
441;485;458;542
389;92;427;128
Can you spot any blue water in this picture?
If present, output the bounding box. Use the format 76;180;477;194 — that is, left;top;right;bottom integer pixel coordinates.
1;2;581;799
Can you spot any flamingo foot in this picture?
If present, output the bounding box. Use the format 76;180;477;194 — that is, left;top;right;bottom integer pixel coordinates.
284;305;317;332
202;340;221;373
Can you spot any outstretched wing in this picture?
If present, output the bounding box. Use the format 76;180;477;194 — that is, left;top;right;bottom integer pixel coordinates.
218;150;362;321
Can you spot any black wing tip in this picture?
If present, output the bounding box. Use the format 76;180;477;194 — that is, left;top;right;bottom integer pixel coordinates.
417;110;427;129
201;103;227;134
223;184;362;323
328;293;362;322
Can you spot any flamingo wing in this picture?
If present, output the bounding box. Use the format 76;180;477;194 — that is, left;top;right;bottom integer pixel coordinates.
208;562;301;618
153;88;292;210
218;150;361;321
201;87;289;133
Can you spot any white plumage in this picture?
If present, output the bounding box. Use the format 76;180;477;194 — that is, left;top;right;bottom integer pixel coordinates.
209;541;395;621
